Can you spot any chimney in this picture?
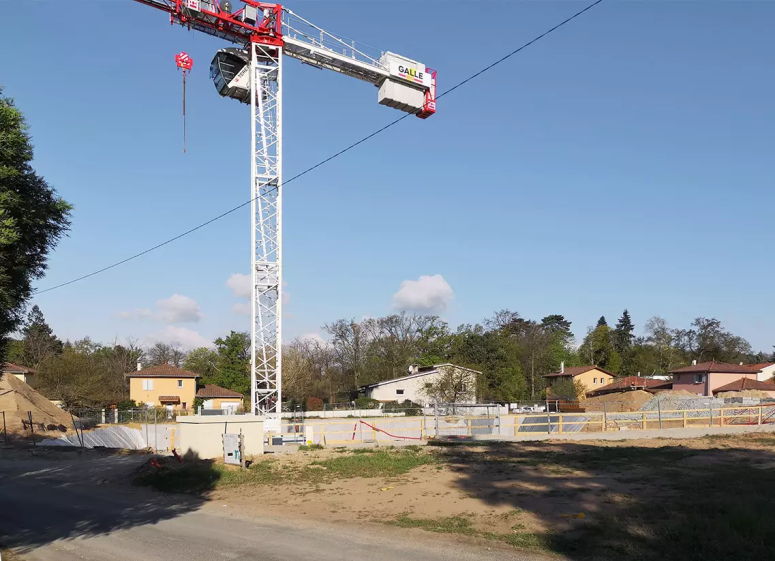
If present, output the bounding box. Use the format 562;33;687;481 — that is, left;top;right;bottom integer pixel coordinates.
691;359;697;366
136;361;142;371
408;364;419;374
560;361;565;374
739;362;744;366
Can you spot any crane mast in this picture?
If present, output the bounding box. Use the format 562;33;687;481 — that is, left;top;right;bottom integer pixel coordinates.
130;0;436;426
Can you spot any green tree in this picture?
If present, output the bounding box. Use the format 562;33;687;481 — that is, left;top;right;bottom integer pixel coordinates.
21;305;63;368
613;309;635;375
596;316;608;327
0;89;72;361
184;347;219;382
213;331;251;396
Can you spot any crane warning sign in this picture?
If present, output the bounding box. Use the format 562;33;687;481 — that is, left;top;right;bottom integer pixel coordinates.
389;61;432;88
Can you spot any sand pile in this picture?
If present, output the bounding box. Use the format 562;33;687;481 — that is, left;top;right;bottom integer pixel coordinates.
584;390;654;412
0;373;73;435
716;390;771;399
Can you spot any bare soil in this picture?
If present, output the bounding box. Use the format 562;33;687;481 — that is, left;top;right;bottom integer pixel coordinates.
199;433;775;560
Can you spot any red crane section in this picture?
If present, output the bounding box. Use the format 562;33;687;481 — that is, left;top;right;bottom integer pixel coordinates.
133;0;283;46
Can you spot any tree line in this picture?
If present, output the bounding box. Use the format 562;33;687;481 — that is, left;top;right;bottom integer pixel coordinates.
3;305;771;408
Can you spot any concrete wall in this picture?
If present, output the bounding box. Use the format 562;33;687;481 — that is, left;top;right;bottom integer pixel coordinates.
13;372;35;388
177;415;264;459
129;377;197;409
366;367;477;406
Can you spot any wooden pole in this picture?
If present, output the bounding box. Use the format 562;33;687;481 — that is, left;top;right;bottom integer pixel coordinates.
239;430;246;470
709;400;713;428
2;411;6;445
28;411;36;447
657;399;662;430
603;402;607;432
683;409;687;429
641;412;646;431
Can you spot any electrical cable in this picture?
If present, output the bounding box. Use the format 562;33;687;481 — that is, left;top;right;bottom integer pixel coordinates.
34;0;604;295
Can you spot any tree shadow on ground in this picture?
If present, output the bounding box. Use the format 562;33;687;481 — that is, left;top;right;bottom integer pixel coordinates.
0;447;221;554
431;434;775;560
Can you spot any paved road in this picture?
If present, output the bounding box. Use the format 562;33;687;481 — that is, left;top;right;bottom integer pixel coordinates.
0;449;551;561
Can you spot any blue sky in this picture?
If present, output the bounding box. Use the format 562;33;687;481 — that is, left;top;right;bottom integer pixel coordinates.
2;1;773;352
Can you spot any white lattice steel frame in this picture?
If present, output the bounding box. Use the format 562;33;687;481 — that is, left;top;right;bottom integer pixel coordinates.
250;42;283;418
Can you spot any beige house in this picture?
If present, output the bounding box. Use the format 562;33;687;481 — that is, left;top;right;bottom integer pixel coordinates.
2;362;35;388
196;384;244;414
746;362;775;383
126;364;199;412
544;365;616;399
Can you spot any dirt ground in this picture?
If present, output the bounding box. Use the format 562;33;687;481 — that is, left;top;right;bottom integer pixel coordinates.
183;432;775;560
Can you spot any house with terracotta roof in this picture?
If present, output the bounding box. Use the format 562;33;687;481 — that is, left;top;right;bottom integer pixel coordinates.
126;364;199;412
544;364;616;398
670;361;758;396
586;376;672;397
744;363;775;383
2;362;35;388
196;385;244;414
712;377;775;398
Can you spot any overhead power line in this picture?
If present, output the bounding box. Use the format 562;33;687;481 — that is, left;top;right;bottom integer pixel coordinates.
35;0;604;295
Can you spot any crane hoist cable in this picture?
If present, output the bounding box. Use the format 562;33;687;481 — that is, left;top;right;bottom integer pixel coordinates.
175;51;193;153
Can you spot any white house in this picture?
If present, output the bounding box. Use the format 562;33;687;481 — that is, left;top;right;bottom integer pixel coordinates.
359;364;480;407
2;362;35;388
748;362;775;382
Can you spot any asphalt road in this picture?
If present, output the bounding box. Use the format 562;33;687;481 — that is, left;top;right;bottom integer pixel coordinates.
0;449;551;561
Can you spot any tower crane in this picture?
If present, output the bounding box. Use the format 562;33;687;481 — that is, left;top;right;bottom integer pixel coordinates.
130;1;437;426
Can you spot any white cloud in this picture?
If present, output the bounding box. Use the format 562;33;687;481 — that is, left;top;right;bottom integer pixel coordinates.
300;332;326;344
157;294;203;323
392;274;454;313
226;273;251;299
119;294;202;324
143;326;213;350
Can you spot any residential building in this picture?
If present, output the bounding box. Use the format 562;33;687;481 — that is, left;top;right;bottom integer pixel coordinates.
745;363;775;383
586;376;672;397
2;362;35;388
670;361;757;396
196;385;244;414
126;364;199;412
359;364;480;407
544;364;615;398
712;377;775;398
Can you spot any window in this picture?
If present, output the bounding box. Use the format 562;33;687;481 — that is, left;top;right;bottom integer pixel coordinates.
177;380;183;388
424;383;432;389
182;402;187;410
142;379;154;391
593;377;598;385
693;374;706;384
396;389;405;395
461;382;467;392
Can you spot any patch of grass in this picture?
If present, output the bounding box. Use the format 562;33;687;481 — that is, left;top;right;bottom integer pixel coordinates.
310;449;435;478
390;515;548;552
298;444;324;451
135;448;435;493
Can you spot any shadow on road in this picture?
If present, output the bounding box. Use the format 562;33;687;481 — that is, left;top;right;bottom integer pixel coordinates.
432;435;775;560
0;448;221;554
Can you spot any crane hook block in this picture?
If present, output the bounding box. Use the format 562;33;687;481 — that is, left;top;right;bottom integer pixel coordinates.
176;51;194;74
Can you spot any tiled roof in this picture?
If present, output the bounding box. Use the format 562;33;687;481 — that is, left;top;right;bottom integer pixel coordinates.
2;362;33;374
544;365;617;378
743;363;775;372
196;384;243;398
158;396;181;403
587;376;671;396
712;377;775;394
125;364;199;378
670;361;756;374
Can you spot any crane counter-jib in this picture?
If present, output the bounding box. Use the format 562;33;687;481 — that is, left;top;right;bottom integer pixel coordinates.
130;0;436;117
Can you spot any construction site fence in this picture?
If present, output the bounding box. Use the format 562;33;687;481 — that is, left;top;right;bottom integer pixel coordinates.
275;403;775;445
65;407;184;429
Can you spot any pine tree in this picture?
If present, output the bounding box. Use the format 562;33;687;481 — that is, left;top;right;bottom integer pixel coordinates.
22;305;63;368
613;309;635;353
597;316;608;327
